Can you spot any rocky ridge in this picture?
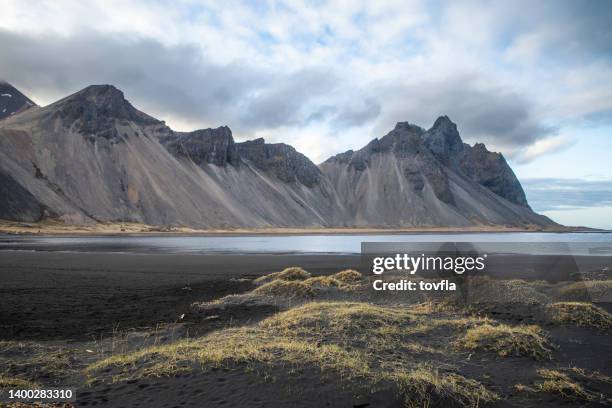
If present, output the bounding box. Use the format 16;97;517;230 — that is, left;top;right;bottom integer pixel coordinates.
0;82;554;228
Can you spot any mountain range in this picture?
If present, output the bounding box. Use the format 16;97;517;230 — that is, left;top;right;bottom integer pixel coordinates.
0;83;555;229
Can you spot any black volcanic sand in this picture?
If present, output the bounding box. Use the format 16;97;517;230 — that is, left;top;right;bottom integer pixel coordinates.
0;250;611;408
0;251;362;341
76;367;400;408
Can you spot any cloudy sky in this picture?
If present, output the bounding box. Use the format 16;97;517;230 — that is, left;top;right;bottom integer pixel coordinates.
1;0;611;228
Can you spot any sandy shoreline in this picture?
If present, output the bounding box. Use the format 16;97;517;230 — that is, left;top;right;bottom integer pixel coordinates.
0;219;597;236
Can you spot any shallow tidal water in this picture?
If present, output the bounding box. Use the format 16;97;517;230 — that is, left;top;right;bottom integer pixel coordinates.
1;231;611;255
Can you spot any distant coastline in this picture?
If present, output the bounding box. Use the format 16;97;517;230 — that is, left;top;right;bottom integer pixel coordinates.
0;219;600;236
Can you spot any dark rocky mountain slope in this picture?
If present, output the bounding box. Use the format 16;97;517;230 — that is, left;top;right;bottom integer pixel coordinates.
0;83;555;228
0;81;36;120
0;85;341;227
423;116;528;206
320;119;553;227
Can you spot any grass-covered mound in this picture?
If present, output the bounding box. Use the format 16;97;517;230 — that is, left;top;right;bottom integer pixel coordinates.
260;302;421;349
302;275;363;293
259;301;492;351
456;323;553;359
302;276;343;288
254;268;363;292
87;300;502;406
547;301;612;329
86;327;370;384
252;279;315;298
553;280;612;302
196;269;365;312
453;277;551;304
253;267;311;285
332;269;363;284
86;323;498;407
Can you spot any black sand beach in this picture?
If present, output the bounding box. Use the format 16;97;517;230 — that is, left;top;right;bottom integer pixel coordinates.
0;251;361;341
1;247;611;408
2;249;610;341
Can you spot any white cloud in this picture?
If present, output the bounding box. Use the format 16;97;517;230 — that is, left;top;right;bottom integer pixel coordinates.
516;135;575;163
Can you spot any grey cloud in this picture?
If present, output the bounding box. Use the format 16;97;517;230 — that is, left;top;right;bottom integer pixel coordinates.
513;0;612;61
0;31;253;115
522;178;612;211
304;105;336;124
331;97;381;128
0;30;335;134
374;76;556;155
238;68;339;129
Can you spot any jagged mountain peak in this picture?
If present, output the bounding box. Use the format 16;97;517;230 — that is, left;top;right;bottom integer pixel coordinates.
322;117;531;209
57;84;143;116
318;117;552;226
79;83;123;96
431;114;455;128
50;84;160;140
422;116;528;207
0;81;37;120
70;84;129;108
424;115;463;163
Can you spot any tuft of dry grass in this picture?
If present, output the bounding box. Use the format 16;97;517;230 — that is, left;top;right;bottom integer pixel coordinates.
535;369;599;402
456;323;553;359
517;367;612;403
332;269;363;283
547;302;612;329
251;279;315;299
391;364;498;408
566;366;612;384
253;267;311;285
554;280;612;302
303;276;343;288
0;375;39;389
302;275;362;293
